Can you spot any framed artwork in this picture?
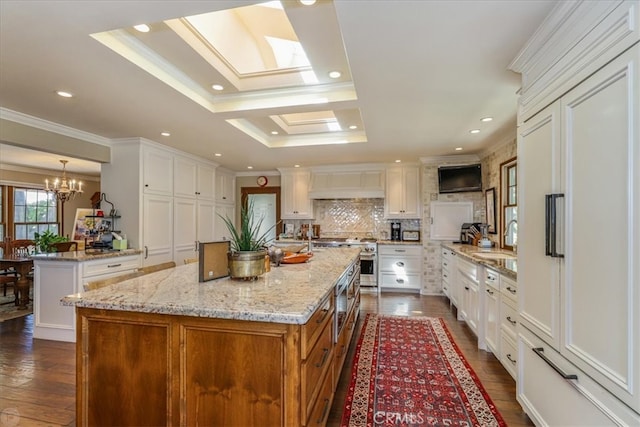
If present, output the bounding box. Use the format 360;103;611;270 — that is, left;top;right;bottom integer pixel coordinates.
72;209;106;248
485;187;497;234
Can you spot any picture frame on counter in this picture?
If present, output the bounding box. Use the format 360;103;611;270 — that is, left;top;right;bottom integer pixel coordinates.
485;187;497;234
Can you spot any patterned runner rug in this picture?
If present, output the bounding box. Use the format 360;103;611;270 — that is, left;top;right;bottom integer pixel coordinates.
341;314;506;427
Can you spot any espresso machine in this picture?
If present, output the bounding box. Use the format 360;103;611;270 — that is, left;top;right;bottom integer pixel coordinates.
391;222;401;241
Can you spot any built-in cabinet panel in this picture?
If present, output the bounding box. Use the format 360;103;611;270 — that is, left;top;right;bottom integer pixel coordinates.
143;194;173;266
174;157;198;199
214;204;235;242
143;147;173;196
215;169;235;205
173;197;197;264
516;38;640;421
384;165;421;219
308;167;385;199
483;268;500;355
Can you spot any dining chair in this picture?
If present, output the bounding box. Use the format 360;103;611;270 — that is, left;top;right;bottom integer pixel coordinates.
10;239;36;256
0;275;18;305
50;241;78;252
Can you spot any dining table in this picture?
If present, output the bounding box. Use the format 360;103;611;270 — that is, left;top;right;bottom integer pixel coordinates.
0;249;33;310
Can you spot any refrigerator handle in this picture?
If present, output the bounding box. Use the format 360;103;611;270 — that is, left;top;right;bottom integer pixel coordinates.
545;193;565;258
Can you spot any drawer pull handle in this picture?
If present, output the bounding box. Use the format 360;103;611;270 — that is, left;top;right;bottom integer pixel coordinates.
396;261;405;267
316;308;330;324
443;262;448;267
506;286;516;294
396;279;405;283
506;316;516;325
315;348;330;368
316;398;330;425
486;289;494;295
107;263;122;268
394;249;406;253
443;274;447;278
533;347;578;380
506;353;517;365
464;286;469;290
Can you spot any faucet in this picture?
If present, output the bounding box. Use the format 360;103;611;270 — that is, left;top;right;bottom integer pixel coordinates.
504;219;518;253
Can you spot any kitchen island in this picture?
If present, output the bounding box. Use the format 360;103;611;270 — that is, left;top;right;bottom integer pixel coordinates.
62;247;361;427
31;249;142;342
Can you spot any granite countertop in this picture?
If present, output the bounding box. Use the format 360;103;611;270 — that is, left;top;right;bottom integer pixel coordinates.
31;248;142;262
442;243;517;279
62;247;360;325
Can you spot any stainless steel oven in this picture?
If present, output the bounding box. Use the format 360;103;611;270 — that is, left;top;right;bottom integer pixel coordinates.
312;238;378;288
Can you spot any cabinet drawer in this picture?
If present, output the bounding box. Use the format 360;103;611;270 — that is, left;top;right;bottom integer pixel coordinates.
306;361;334;427
457;258;477;282
518;327;619;426
379;245;422;256
302;320;333;417
301;294;334;358
500;333;517;380
501;275;517;302
379;272;421;289
378;255;421;272
501;298;518;340
82;256;140;278
484;268;499;290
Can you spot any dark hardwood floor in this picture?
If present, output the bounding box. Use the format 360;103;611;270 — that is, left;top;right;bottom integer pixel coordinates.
0;293;532;426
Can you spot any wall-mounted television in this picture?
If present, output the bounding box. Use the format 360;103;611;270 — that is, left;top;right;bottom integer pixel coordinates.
438;164;482;193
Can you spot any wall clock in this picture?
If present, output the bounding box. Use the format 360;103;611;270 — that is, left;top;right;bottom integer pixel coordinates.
257;175;268;187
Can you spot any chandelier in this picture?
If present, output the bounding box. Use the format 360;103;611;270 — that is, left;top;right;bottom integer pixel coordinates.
45;160;83;203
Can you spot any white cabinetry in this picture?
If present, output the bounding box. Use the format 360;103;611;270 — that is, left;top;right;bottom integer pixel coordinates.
483;267;500;355
143;146;173;196
214;168;236;242
215;168;235;205
499;274;518;380
378;244;422;291
441;248;453;301
279;168;313;219
457;258;478;335
101;139;218;267
33;253;141;342
514;17;640;423
384;165;421;219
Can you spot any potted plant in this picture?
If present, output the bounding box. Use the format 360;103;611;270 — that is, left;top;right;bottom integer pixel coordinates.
33;230;69;253
219;200;278;279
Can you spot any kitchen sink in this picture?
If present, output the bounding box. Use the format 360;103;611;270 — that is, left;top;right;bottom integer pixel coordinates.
473;252;516;260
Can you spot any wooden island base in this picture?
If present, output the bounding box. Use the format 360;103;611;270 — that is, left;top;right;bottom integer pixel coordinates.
75;259;360;426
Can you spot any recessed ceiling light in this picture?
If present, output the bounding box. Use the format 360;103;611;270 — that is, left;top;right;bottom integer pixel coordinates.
271;131;279;135
299;0;316;5
294;164;300;168
133;24;150;33
328;71;341;79
211;84;224;91
56;90;73;98
480;117;493;122
349;125;358;130
214;153;222;157
247;166;253;169
455;147;463;151
161;132;170;137
470;129;480;134
395;160;401;163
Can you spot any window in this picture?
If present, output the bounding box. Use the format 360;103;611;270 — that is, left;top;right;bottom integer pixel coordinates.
501;158;517;250
13;188;59;239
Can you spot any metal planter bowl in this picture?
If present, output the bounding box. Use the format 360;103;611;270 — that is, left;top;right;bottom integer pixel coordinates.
228;250;267;280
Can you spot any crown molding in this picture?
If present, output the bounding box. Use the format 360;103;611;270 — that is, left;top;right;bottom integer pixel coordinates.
420;154;481;166
0;107;110;146
0;163;100;181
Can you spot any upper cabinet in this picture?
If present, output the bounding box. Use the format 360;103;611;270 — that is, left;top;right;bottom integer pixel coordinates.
384;165;421;219
215;168;236;205
173;156;216;201
143;146;173;196
279;168;313;219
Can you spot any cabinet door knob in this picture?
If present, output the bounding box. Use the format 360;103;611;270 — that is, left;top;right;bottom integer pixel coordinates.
396;261;405;267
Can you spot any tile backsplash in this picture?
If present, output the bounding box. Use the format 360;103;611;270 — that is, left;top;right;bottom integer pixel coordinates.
285;199;420;239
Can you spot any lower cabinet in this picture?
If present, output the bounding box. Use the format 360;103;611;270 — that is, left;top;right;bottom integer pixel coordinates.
33;253;141;342
378;244;422;291
483;268;500;355
457;258;479;334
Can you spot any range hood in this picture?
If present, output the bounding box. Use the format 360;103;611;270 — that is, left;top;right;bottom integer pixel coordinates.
308;167;385;199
